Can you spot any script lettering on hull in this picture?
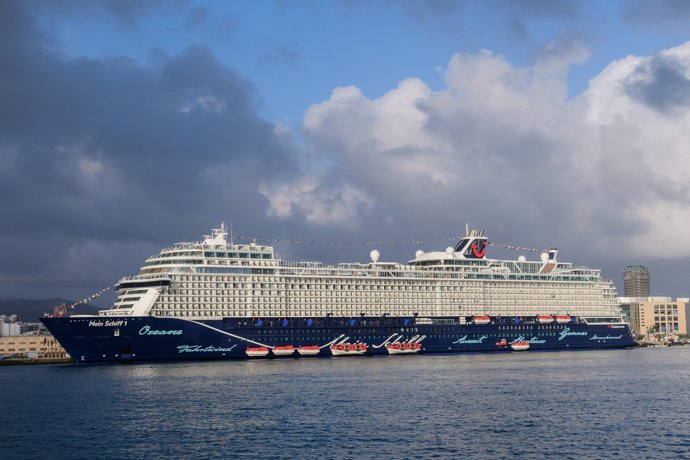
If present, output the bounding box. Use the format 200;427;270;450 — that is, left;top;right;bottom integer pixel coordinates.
139;325;183;336
177;345;237;353
453;335;488;344
511;335;546;344
590;334;623;341
559;327;588;341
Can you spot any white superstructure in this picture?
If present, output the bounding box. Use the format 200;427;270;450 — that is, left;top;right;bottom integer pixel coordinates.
100;224;621;321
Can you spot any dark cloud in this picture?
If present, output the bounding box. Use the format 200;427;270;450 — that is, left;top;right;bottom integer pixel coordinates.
621;0;690;27
0;1;299;298
394;0;579;25
383;0;468;28
213;12;237;34
401;0;464;20
263;45;300;66
504;19;530;41
625;55;690;114
537;30;589;66
32;0;188;27
505;0;580;19
100;0;184;26
183;5;209;29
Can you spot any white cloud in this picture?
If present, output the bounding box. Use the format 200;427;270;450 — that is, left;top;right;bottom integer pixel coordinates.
55;142;116;188
77;156;104;179
267;40;690;258
179;95;227;113
259;176;374;228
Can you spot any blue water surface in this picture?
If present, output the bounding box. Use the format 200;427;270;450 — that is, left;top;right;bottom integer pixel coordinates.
2;347;690;459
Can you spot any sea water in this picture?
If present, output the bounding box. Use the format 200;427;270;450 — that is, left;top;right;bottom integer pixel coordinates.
2;347;690;459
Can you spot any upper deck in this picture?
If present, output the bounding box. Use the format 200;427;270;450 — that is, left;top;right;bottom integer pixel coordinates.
131;224;606;284
102;224;619;319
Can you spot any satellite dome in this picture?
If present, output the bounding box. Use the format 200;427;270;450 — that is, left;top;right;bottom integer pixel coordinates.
518;255;526;262
415;250;424;257
446;247;454;255
370;250;380;263
540;252;549;262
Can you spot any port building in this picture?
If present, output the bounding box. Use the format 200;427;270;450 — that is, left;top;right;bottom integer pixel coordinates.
625;297;690;336
0;335;69;359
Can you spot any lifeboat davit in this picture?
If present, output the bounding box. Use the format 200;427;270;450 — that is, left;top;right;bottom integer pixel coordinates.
297;345;320;356
495;338;507;347
330;343;367;356
386;342;421;355
473;315;491;325
272;345;295;357
537;315;554;324
510;341;530;351
556;315;572;324
245;346;270;357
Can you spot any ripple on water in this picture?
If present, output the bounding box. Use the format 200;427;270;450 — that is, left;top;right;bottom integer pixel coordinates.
2;348;690;459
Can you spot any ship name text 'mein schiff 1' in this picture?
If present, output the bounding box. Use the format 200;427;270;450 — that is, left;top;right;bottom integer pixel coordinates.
42;224;636;363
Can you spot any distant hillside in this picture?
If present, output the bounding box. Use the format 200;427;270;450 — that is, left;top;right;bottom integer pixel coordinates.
0;299;103;322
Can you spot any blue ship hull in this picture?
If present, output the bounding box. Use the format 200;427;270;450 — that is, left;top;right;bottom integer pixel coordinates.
41;316;637;363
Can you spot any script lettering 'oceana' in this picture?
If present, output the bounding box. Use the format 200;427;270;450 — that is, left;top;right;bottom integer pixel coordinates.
139;325;183;336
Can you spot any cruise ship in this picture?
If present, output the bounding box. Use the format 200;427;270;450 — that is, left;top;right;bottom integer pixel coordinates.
42;224;636;363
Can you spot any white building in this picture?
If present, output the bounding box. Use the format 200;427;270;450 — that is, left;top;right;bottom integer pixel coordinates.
1;322;21;336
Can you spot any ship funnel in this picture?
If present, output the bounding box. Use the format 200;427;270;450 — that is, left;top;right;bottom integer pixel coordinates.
454;226;488;259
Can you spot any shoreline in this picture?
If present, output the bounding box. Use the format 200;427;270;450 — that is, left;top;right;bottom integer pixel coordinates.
0;358;72;366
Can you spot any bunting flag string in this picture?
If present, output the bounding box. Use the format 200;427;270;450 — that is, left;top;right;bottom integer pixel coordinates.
487;242;544;253
68;285;113;309
231;235;547;253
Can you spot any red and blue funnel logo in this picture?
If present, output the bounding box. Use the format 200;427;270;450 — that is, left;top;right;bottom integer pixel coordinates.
467;240;487;258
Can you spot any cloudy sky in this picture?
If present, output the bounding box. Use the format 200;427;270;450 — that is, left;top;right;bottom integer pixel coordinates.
2;0;690;302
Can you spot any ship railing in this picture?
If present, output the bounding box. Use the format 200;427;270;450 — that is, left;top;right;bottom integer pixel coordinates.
276;263;424;279
278;260;328;268
158;243;199;252
119;274;171;282
569;266;602;273
580;316;626;324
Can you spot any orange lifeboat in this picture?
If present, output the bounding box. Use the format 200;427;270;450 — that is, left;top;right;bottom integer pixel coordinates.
246;346;270;357
272;345;295;357
510;341;530;351
297;345;320;356
537;315;554;324
331;343;367;356
495;338;507;347
556;315;571;324
386;342;421;355
473;315;491;325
